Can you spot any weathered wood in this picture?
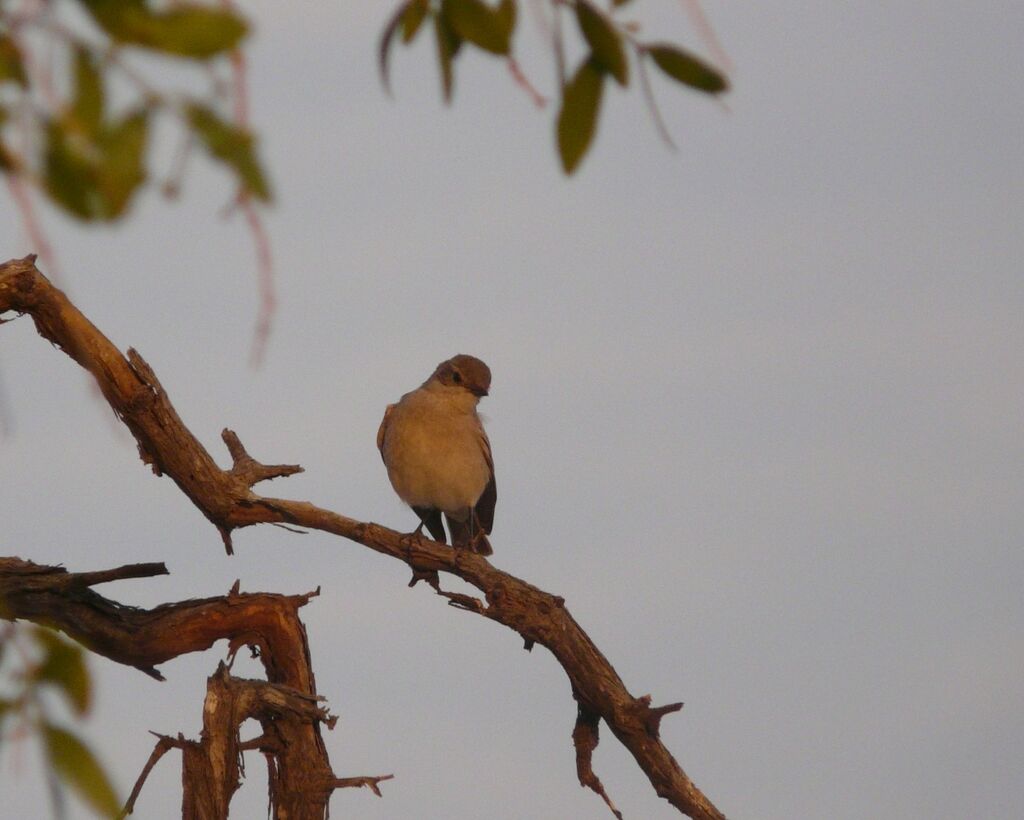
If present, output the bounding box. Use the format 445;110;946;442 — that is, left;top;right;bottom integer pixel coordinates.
1;255;726;820
0;557;390;819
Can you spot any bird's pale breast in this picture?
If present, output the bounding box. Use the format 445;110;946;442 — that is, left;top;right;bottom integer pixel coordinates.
383;390;490;516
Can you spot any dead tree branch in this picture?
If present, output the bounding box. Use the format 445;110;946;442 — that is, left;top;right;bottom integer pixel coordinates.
0;255;725;820
0;557;391;818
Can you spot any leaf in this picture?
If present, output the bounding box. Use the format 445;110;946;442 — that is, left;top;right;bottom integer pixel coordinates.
44;725;120;818
43;110;150;220
556;58;604;174
187;104;271;201
495;0;517;45
96;111;149;218
77;0;248;59
71;47;105;132
441;0;511;56
433;11;462;103
646;43;727;94
0;35;27;87
145;6;248;57
378;1;407;94
401;0;429;43
575;1;627;86
44;120;102;219
33;627;91;715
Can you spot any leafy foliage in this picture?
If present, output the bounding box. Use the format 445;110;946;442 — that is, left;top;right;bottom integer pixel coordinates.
557;59;604;174
380;0;729;174
77;0;248;59
3;0;729;231
0;0;268;222
32;626;92;715
576;1;628;87
187;105;271;201
0;624;119;818
647;43;728;93
44;726;121;818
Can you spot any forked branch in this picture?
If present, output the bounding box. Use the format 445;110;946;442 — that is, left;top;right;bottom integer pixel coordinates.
0;255;725;820
0;557;391;819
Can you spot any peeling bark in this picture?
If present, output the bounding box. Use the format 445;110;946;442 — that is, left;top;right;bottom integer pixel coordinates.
0;557;390;819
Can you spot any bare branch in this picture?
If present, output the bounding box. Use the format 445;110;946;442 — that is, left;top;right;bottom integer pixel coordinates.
331;774;395;797
573;703;624;820
61;562;169;589
0;256;726;820
222;428;304;485
119;733;184;818
0;556;379;818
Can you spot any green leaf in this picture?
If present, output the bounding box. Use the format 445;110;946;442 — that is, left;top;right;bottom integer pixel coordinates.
44;120;102;219
33;628;91;715
401;0;429;43
43;110;149;221
433;12;462;103
187;104;271;201
78;0;248;59
146;6;248;57
441;0;511;56
0;35;27;87
71;47;105;132
646;43;727;94
556;58;604;174
575;1;627;86
44;725;120;818
96;111;149;218
495;0;517;44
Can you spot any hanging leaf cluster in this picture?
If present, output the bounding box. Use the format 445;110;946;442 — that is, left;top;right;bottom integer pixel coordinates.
380;0;729;174
0;0;269;223
0;626;120;818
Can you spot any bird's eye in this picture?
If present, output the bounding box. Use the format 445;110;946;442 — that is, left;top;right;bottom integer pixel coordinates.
451;371;463;384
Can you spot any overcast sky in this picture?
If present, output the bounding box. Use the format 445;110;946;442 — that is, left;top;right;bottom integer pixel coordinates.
2;2;1022;819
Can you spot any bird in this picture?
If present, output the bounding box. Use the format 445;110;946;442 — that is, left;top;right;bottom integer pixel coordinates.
377;354;496;555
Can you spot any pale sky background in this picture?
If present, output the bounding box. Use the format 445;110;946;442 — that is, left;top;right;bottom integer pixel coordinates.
2;2;1022;819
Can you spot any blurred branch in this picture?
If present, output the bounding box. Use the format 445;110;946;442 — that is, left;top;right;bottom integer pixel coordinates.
0;1;275;359
0;254;727;820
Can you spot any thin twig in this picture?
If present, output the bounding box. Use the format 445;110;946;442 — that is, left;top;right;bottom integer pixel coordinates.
635;48;678;152
118;733;184;818
242;197;275;368
332;774;395;797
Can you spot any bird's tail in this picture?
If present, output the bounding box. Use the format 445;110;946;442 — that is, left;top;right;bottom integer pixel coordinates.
447;514;493;556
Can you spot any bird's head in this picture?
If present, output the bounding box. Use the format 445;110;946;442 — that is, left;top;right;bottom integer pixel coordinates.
430;354;491;398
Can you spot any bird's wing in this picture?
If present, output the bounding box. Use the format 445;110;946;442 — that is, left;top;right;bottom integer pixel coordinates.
413;506;447;543
475;425;497;534
376;403;396;462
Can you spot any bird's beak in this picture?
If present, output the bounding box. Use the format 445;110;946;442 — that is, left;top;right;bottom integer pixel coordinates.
472;386;489;397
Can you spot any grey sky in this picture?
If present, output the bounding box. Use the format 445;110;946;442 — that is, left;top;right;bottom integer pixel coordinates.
2;2;1022;818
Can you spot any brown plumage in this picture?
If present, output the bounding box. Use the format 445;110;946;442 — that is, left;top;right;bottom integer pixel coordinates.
377;354;496;555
